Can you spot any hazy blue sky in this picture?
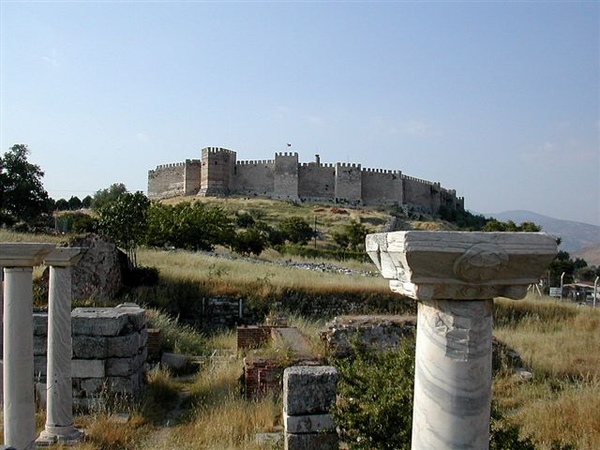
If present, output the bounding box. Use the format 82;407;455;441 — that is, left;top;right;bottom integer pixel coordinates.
1;1;598;225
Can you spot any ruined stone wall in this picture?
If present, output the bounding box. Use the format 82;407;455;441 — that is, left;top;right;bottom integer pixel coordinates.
233;160;275;196
273;152;299;200
298;163;336;200
198;147;236;196
361;169;403;205
183;159;202;196
147;162;186;199
402;175;441;213
34;305;147;410
334;163;362;203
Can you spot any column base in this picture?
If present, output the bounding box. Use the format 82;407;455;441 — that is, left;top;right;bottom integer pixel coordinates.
36;428;84;446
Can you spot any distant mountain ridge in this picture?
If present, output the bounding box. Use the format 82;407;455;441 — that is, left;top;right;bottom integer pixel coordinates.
484;210;600;253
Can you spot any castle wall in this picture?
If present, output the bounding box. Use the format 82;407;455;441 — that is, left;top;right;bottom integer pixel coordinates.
147;162;187;199
361;169;403;205
148;147;463;214
298;163;336;201
403;176;441;213
199;147;236;196
183;159;202;196
335;163;362;204
233;160;275;196
273;152;299;201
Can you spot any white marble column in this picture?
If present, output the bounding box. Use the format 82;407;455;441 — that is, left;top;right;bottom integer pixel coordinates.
366;231;557;450
1;243;55;450
36;248;85;446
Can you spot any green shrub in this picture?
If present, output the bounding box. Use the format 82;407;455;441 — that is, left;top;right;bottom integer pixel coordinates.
333;340;415;450
333;337;549;450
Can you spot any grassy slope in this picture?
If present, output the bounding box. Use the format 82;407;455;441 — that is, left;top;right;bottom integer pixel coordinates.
1;200;598;449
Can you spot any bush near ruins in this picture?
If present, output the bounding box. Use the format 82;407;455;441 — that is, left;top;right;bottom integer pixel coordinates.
333;337;570;450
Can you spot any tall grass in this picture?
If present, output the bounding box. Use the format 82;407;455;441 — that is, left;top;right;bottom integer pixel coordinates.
136;247;389;296
493;295;600;449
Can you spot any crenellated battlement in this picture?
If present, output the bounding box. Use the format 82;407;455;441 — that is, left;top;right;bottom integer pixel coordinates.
301;162;334;168
202;146;236;155
237;159;275;166
154;161;186;170
148;146;464;212
362;167;401;175
336;162;361;169
402;174;436;186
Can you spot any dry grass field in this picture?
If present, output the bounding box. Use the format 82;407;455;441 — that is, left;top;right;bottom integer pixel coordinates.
1;222;598;448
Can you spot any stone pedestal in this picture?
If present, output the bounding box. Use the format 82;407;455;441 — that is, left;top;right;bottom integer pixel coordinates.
283;366;338;450
366;231;557;450
37;248;85;446
1;243;55;450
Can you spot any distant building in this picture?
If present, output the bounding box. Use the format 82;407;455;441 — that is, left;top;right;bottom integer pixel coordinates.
148;146;464;213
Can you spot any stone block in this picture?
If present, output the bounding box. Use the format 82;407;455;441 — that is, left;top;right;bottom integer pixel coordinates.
33;312;48;336
106;350;146;377
73;335;108;359
71;359;105;378
285;432;338;450
33;335;47;356
283;366;338;416
284;413;335;434
72;306;145;337
34;355;47;379
79;378;106;396
107;332;140;357
108;374;143;395
161;352;188;370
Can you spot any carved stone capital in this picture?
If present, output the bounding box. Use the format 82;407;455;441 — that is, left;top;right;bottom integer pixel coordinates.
0;242;56;267
366;231;557;300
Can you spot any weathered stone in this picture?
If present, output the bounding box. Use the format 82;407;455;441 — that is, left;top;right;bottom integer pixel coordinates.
366;231;558;300
107;332;141;357
366;231;558;450
285;432;338;450
106;349;147;377
283;366;338;416
284;413;335;434
33;311;49;335
73;335;108;359
323;315;415;356
34;334;48;356
79;378;106;395
72;306;145;337
71;360;105;378
161;352;188;370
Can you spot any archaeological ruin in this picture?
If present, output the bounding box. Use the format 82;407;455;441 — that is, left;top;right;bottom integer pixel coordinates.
148;147;464;213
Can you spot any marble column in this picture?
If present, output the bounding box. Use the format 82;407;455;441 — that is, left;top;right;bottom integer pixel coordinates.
36;248;86;446
0;243;55;450
366;231;557;450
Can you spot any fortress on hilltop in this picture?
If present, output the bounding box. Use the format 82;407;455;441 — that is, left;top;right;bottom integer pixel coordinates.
148;147;464;213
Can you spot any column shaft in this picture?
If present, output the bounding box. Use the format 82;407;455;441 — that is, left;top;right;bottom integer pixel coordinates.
3;267;36;450
45;265;75;434
411;299;493;450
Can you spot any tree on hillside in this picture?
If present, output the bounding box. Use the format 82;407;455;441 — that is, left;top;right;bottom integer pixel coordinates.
333;220;370;251
92;183;128;210
81;195;93;209
98;191;150;267
278;216;315;245
145;201;234;251
0;144;50;225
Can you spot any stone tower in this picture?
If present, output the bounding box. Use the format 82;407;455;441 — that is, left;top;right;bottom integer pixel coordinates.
198;147;236;196
273;152;300;201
